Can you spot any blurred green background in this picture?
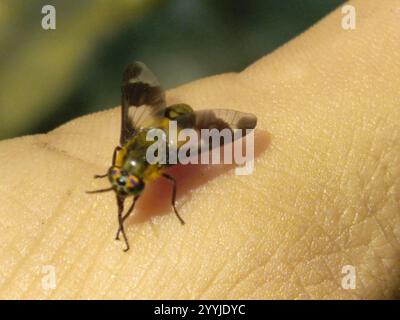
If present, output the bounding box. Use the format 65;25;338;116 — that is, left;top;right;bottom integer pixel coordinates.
0;0;344;140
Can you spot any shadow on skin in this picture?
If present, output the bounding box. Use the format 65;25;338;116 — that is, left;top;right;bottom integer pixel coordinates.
126;130;271;224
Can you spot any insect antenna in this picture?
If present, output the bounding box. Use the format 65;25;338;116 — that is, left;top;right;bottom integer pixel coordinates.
93;173;108;179
86;187;114;194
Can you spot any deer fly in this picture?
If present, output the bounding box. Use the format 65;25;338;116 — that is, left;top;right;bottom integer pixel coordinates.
87;62;257;251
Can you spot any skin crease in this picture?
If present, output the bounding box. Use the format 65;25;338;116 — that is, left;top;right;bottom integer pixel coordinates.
0;0;399;299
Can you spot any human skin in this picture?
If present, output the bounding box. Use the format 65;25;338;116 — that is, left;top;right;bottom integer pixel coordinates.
0;0;399;299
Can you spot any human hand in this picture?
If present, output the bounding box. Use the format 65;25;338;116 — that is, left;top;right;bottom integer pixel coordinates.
0;0;399;299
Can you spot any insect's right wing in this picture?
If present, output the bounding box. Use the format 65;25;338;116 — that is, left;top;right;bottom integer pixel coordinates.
120;62;166;145
193;109;257;132
175;108;257;158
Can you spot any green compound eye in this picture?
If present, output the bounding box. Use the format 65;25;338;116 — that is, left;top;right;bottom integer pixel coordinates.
108;168;121;185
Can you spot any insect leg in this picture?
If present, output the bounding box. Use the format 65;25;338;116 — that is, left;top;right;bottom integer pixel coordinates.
162;173;185;225
93;146;122;178
115;195;139;241
112;146;122;166
116;195;130;252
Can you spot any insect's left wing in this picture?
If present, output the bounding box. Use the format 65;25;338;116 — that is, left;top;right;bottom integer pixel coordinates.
120;62;166;145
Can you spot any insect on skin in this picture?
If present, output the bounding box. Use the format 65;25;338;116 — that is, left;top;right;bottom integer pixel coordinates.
87;62;257;251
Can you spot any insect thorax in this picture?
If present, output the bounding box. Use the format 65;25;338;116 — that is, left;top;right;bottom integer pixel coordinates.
117;129;163;181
